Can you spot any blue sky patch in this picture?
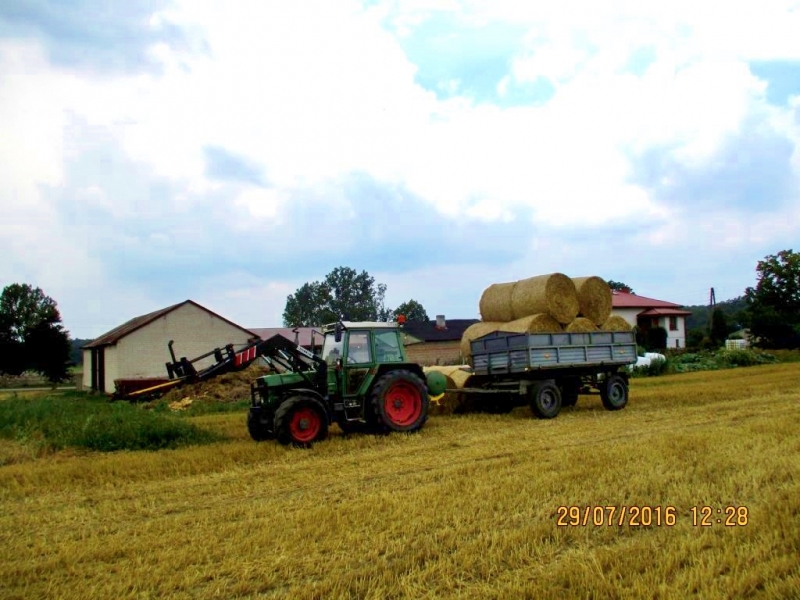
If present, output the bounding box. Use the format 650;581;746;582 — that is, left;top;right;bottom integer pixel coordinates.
750;60;800;105
0;0;190;73
624;46;656;76
204;146;267;186
395;13;529;104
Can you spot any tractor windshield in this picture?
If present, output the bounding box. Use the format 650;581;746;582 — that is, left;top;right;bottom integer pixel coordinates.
321;333;344;366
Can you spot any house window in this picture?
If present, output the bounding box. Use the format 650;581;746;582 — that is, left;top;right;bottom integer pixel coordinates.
652;317;659;327
669;317;678;331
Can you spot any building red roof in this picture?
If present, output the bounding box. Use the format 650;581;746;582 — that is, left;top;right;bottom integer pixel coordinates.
637;308;692;317
611;291;686;309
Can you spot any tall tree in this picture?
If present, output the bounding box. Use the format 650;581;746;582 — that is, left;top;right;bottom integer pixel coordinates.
283;267;390;327
0;284;72;382
709;309;730;346
744;249;800;348
392;300;429;323
607;280;634;294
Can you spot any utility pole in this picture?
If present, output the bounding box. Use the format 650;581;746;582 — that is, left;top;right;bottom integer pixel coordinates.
708;287;716;336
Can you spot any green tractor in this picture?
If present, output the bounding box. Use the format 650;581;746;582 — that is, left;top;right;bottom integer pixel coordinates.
247;318;447;446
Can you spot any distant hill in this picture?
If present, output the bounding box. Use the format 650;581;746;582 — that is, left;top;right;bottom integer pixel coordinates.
70;339;94;366
682;297;749;333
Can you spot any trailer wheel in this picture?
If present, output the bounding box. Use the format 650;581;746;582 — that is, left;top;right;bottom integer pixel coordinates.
247;409;274;441
370;370;429;433
274;396;329;447
600;375;628;411
529;381;562;419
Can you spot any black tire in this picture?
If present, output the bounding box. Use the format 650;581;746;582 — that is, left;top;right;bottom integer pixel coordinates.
529;380;562;419
600;375;628;411
370;370;429;433
274;396;329;447
560;378;580;408
247;409;274;441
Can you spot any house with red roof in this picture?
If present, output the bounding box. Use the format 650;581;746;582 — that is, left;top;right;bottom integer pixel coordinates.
611;291;692;349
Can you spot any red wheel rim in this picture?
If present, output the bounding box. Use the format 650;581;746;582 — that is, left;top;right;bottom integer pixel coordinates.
289;407;321;443
384;381;422;426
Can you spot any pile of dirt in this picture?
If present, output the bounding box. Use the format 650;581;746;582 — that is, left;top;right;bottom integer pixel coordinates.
160;364;273;405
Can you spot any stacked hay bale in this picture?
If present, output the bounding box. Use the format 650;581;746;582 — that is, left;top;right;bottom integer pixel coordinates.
466;272;632;360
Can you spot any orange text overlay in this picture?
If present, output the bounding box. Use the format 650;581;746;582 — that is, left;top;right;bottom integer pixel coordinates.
555;505;750;527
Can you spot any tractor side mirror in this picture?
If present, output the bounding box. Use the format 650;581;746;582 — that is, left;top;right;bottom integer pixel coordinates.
334;322;343;343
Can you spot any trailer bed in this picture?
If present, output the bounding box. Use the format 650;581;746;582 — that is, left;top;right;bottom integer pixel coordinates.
470;330;637;376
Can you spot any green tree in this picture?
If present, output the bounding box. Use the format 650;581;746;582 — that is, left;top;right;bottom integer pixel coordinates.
744;249;800;348
0;284;72;382
607;280;634;294
392;300;429;323
709;309;729;347
283;267;390;327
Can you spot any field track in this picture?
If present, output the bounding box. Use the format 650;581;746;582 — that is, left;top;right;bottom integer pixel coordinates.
1;364;799;599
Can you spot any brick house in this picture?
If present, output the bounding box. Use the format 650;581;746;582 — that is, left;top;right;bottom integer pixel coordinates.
401;315;479;365
82;300;258;394
611;291;692;349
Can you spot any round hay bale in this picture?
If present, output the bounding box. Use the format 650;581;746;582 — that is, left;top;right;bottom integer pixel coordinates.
479;282;517;322
500;313;563;333
571;276;612;326
460;321;504;358
601;315;633;331
510;273;579;323
565;317;599;332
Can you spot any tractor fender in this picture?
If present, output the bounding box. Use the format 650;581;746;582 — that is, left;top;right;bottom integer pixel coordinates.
374;363;426;387
276;388;331;421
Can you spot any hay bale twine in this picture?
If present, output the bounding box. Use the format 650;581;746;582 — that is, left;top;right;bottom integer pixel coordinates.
571;276;612;326
500;313;563;333
478;282;517;322
601;315;633;331
510;273;579;323
460;322;504;358
565;317;599;332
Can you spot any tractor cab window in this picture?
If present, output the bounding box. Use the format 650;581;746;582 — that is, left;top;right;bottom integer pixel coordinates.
347;331;372;364
375;330;403;362
322;334;344;366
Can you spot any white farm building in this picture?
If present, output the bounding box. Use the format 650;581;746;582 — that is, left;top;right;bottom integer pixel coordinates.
82;300;258;394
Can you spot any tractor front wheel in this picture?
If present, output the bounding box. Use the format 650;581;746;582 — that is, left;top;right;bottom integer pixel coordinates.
274;396;329;447
370;370;429;433
247;408;274;441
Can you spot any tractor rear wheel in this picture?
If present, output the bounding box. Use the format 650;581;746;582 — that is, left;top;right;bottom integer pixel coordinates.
274;396;329;447
600;375;628;411
529;380;562;419
370;370;429;433
247;409;274;441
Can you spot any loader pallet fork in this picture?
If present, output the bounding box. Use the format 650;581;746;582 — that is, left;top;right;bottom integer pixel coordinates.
114;334;324;402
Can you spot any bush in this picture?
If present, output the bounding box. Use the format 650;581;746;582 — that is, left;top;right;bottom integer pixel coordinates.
718;349;778;367
0;392;223;452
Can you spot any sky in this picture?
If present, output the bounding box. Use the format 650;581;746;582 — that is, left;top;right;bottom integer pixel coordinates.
2;0;799;339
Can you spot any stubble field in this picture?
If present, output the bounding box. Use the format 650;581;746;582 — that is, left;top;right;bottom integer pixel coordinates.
1;364;799;599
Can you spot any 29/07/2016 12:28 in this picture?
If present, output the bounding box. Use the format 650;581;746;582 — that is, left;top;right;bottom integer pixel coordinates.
555;505;750;527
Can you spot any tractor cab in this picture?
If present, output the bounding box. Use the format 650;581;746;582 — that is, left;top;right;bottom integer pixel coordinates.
247;316;432;446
